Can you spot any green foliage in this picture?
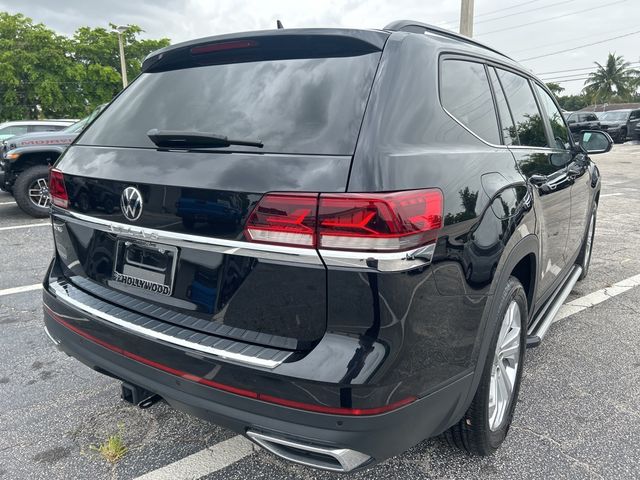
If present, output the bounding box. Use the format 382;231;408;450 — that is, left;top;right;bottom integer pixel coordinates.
0;13;170;121
556;94;589;112
583;53;640;103
545;82;564;96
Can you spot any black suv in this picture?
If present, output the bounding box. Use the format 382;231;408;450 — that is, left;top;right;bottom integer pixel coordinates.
566;111;601;140
42;22;611;472
598;108;640;143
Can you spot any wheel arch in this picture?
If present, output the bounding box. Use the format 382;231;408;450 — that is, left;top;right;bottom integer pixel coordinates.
10;149;64;174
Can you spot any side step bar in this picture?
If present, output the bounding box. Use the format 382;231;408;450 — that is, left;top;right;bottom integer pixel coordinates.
526;265;582;348
247;431;371;472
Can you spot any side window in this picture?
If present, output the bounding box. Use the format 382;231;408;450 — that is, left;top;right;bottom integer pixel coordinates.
440;59;500;144
488;67;517;145
534;84;570;150
496;69;548;148
630;111;640;120
586;113;598;122
29;125;58;133
4;126;29;135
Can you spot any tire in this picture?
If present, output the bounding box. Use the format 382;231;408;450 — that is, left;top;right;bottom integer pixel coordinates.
577;208;596;281
13;165;51;218
444;276;527;456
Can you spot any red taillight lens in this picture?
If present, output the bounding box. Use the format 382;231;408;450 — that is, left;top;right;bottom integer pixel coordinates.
318;190;443;251
244;190;443;251
245;193;318;247
49;168;69;208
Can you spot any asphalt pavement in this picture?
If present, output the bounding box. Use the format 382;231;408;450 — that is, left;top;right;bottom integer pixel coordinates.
1;144;639;479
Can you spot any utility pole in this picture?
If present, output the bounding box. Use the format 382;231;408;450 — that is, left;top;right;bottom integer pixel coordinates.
459;0;475;38
115;25;128;88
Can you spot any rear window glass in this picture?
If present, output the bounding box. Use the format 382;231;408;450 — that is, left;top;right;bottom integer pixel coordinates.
440;59;500;144
496;69;548;148
78;53;381;155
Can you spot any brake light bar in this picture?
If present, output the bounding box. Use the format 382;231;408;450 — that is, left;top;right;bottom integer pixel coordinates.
49;168;69;208
244;190;443;252
190;40;258;55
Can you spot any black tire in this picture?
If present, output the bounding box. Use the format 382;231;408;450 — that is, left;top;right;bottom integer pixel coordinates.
13;165;51;218
577;208;596;281
444;276;527;456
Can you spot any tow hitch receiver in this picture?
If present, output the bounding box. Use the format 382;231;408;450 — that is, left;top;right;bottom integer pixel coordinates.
121;382;162;409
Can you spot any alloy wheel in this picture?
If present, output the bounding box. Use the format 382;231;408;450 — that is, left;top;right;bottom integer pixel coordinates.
28;177;51;209
488;300;521;431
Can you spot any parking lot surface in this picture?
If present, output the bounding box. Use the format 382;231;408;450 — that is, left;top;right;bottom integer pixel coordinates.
1;144;639;479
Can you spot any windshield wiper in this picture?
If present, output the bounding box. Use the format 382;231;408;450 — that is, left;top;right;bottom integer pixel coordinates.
147;129;263;149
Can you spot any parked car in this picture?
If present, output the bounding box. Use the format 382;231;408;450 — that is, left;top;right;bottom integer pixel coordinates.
566;112;601;140
597;109;640;143
0;106;105;217
42;22;608;472
634;121;640;141
0;120;74;142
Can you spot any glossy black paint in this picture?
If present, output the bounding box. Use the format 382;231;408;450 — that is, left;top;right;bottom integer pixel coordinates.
45;27;601;465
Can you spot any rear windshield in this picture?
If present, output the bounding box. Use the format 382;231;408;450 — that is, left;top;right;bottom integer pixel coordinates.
78;53;381;155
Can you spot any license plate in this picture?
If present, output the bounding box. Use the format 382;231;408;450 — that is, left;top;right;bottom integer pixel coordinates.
112;239;178;296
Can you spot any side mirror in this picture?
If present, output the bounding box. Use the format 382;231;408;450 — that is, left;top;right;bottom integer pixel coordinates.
579;130;613;155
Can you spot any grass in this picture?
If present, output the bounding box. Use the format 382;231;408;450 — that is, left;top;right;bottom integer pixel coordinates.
90;425;128;463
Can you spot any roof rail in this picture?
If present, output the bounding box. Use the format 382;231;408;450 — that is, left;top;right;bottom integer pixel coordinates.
383;20;513;61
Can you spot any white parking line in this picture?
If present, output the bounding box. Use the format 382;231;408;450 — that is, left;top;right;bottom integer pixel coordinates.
0;222;49;232
133;435;254;480
600;193;623;197
555;273;640;322
0;283;42;297
0;201;16;205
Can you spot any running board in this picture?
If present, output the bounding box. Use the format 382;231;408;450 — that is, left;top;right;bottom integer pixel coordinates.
526;265;582;348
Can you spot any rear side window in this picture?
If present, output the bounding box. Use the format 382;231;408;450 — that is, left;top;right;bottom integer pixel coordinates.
487;67;517;145
78;53;381;155
534;84;570;150
440;59;500;145
630;110;640;120
496;69;548;148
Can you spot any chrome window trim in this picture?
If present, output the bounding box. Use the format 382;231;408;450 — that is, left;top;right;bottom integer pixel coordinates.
48;280;290;369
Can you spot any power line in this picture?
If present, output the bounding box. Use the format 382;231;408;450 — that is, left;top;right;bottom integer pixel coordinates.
520;29;640;61
536;62;640;76
509;25;637;54
476;0;628;36
474;0;578;26
441;0;545;26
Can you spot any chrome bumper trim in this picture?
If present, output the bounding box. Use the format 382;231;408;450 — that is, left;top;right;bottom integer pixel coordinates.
48;280;291;369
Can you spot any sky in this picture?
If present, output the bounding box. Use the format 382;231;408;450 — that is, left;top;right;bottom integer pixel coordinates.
2;0;639;95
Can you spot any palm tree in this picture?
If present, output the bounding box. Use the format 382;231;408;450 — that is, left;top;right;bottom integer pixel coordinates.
583;53;639;102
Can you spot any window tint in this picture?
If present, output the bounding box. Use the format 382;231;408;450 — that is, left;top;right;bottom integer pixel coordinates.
440;60;500;144
79;53;381;155
534;84;570;150
630;110;640;120
496;69;547;148
488;67;517;145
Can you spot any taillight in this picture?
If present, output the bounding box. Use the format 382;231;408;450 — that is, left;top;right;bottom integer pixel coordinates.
49;168;69;208
190;40;258;55
244;193;317;247
318;190;443;251
244;189;443;252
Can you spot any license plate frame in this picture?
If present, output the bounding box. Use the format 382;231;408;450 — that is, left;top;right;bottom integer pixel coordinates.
112;239;178;296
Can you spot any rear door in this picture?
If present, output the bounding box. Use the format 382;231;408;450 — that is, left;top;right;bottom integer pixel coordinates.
629;110;640;137
52;32;386;351
491;67;573;298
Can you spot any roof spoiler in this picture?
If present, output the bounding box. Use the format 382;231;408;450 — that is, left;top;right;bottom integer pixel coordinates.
384;20;513;61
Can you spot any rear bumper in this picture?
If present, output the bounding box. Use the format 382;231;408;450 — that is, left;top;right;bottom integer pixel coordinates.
43;281;473;467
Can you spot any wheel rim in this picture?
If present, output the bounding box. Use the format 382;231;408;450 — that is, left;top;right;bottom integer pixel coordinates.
583;213;595;270
28;177;51;209
488;300;521;431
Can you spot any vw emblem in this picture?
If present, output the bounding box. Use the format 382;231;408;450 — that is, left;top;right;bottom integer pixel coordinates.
120;186;143;222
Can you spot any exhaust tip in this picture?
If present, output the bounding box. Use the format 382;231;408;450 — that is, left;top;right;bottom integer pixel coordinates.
247;430;371;472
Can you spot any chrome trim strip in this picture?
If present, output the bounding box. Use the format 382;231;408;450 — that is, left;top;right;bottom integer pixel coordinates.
318;243;435;272
54;209;434;272
48;281;290;369
247;431;371;472
53;209;323;267
43;325;61;347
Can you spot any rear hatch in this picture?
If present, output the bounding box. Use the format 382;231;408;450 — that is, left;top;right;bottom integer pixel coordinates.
51;31;386;351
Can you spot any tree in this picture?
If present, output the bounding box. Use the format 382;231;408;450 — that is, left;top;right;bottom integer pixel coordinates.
545;82;564;96
583;53;640;103
556;94;589;112
0;13;170;121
